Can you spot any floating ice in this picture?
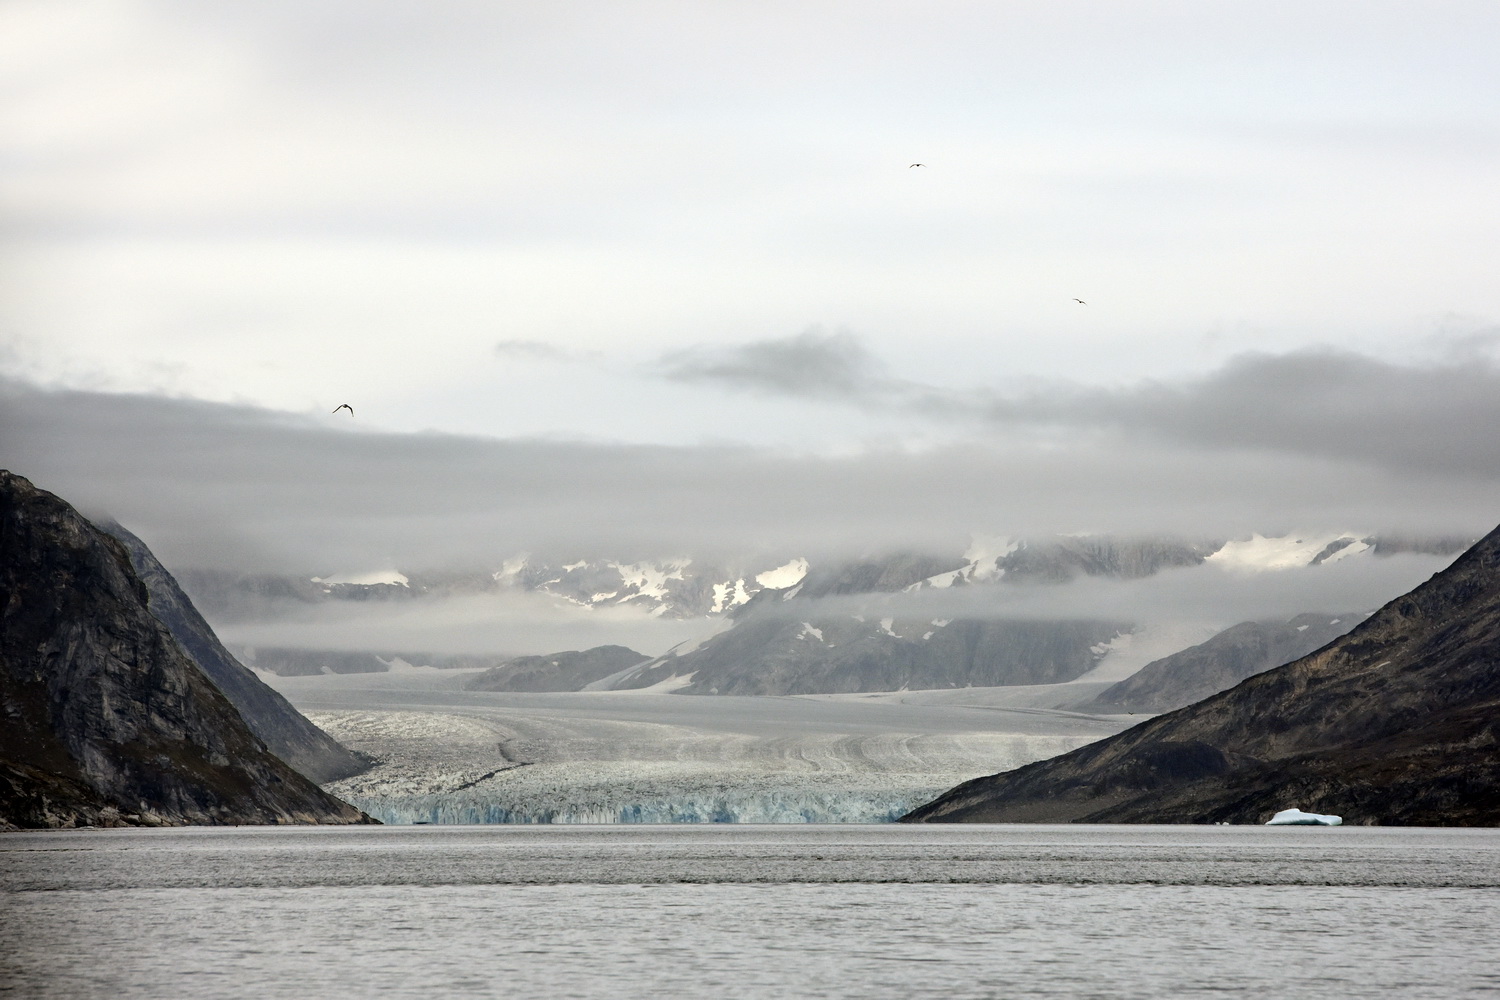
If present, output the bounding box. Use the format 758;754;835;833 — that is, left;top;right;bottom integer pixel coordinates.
1266;808;1343;826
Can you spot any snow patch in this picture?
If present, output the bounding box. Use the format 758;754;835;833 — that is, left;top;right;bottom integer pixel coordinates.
313;569;410;587
963;535;1018;582
710;577;753;614
798;623;825;643
1207;533;1362;572
879;617;899;638
1320;538;1370;563
756;558;809;590
1069;623;1224;684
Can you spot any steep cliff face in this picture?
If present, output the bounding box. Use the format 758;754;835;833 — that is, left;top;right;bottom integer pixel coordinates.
0;471;372;829
99;521;368;783
903;525;1500;827
1086;613;1360;715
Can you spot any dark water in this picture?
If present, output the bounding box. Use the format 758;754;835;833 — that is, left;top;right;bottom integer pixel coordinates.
3;825;1497;998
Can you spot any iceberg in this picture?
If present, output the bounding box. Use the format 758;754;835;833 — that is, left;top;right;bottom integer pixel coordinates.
1265;807;1343;826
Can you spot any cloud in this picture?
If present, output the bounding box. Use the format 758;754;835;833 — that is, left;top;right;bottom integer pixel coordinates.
658;334;1500;476
735;552;1456;632
658;328;888;400
218;589;714;658
987;349;1500;477
2;371;1496;580
493;339;599;363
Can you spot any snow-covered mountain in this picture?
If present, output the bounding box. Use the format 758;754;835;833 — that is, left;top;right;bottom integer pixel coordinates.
178;532;1471;690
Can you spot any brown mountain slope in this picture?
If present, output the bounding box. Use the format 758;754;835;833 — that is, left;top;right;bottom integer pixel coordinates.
0;471;372;829
903;524;1500;826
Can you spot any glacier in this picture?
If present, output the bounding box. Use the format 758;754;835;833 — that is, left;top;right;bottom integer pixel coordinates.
282;673;1133;825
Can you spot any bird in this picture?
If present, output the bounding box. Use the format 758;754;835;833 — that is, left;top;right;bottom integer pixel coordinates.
1073;298;1086;305
333;403;354;415
909;163;925;168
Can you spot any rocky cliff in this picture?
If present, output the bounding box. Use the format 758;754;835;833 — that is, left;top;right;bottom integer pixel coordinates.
0;471;372;829
100;521;368;783
903;524;1500;826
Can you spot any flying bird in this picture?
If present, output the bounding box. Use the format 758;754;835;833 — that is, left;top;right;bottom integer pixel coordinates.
909;163;925;168
333;403;354;415
1073;298;1086;305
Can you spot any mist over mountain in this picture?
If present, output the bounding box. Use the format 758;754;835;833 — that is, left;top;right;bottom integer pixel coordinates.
167;529;1466;704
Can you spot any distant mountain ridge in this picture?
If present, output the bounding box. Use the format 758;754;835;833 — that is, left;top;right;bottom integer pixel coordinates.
902;523;1500;826
177;532;1466;630
0;471;371;829
1084;613;1361;715
465;645;649;692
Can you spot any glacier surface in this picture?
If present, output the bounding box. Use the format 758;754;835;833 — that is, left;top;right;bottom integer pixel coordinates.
279;673;1132;824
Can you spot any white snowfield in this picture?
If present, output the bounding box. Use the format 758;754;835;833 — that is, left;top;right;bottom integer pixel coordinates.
1206;532;1367;572
311;569;410;587
279;673;1133;825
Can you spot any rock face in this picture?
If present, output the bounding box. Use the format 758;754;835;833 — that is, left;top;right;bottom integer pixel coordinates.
903;524;1500;827
0;471;371;829
99;521;368;783
464;645;649;692
1085;613;1360;715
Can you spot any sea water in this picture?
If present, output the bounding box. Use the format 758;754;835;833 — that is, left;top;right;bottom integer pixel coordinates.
3;824;1497;998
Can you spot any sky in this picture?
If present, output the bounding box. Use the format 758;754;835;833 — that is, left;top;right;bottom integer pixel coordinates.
3;0;1500;592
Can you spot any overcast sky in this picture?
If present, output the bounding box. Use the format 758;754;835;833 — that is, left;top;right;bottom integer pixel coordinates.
3;1;1499;584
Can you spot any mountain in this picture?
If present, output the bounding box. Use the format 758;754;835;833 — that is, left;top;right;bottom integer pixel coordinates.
465;645;649;692
170;532;1469;687
902;524;1500;827
0;471;371;829
99;521;368;783
178;554;813;626
611;612;1128;695
1083;613;1360;715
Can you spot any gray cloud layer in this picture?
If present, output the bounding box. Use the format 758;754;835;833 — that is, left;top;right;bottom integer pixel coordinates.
3;348;1496;578
658;333;1500;476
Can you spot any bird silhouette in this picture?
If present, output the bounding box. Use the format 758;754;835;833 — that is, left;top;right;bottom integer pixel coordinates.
909;163;925;168
333;403;354;415
1073;298;1086;305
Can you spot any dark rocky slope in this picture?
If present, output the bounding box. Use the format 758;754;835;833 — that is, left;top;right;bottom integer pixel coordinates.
0;471;371;829
1085;613;1360;715
98;521;368;783
465;645;648;692
903;524;1500;826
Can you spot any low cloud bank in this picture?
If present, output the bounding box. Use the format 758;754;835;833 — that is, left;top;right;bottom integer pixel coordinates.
217;589;717;659
748;551;1455;630
205;549;1452;658
2;364;1495;577
662;333;1500;477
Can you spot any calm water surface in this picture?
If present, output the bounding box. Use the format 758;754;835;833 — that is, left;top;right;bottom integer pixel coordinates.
3;825;1497;998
